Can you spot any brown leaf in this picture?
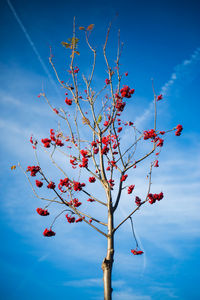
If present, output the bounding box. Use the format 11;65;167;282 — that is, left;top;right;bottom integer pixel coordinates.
82;117;90;125
11;165;16;170
61;42;71;49
79;27;85;30
87;24;94;31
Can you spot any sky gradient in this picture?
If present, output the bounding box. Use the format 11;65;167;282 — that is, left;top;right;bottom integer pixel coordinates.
1;0;200;299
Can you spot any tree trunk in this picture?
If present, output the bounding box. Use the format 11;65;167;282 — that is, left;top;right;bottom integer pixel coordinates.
102;235;114;300
102;202;114;300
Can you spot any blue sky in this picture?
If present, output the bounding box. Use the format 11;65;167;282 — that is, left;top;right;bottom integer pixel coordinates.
1;0;200;299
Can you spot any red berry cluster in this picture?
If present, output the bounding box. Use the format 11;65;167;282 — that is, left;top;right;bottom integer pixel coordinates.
157;94;163;101
87;198;95;202
47;181;56;189
75;217;84;223
154;160;159;167
143;129;164;147
108;160;117;169
135;196;141;206
53;108;59;114
73;181;85;191
66;214;75;223
68;67;79;74
143;129;157;140
108;179;115;189
121;174;128;182
43;228;56;237
156;138;164;147
36;208;49;216
175;124;183;136
30;136;37;149
35;180;43;187
41;138;51;148
65;97;72;106
120;86;135;98
41;129;64;148
91;141;99;155
127;185;135;194
58;178;70;192
80;149;89;157
69;198;82;207
148;192;164;204
105;78;110;85
131;249;143;255
89;177;96;183
79;149;90;168
115;94;126;112
73;66;79;74
91;141;97;147
27;165;40;176
70;158;78;169
80;156;89;168
51;129;64;146
101;145;109;155
101;134;119;155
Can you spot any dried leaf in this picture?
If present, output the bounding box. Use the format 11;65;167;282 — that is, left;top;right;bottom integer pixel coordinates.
79;27;85;30
97;115;102;124
82;117;90;125
87;24;94;31
11;165;16;170
62;38;79;51
74;50;80;55
61;42;71;49
69;37;79;46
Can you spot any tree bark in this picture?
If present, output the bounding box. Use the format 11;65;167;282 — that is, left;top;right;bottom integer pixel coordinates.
102;236;114;300
102;200;114;300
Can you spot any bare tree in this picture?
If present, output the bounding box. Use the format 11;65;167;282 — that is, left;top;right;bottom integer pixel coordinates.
19;19;183;300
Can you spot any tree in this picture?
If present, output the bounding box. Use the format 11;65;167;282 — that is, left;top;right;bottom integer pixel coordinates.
18;19;183;300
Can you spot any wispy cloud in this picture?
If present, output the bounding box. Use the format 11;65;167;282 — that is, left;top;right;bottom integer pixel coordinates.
6;0;61;98
113;288;152;300
0;91;21;106
63;278;126;288
134;102;154;128
63;278;102;287
134;46;200;128
161;47;200;96
62;279;151;300
150;285;178;299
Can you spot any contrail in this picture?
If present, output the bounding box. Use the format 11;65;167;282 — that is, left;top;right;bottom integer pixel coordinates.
135;46;200;127
6;0;62;98
161;47;200;96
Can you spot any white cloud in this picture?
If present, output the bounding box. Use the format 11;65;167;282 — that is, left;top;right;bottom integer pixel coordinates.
113;288;152;300
0;91;21;106
134;102;154;128
132;46;200;128
63;278;125;288
62;279;152;300
160;47;200;96
150;285;178;299
63;278;102;287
